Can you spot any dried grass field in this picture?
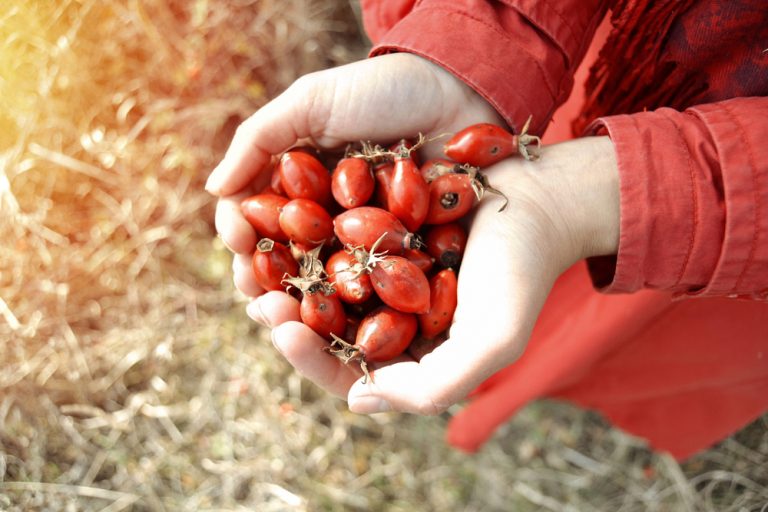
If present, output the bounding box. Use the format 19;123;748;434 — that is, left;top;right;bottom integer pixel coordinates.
1;1;767;510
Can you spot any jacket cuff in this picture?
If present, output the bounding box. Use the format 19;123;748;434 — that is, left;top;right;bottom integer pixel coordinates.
368;4;568;135
586;98;768;300
688;100;768;299
585;109;725;294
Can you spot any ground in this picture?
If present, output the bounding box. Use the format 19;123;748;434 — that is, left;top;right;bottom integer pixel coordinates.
0;1;766;510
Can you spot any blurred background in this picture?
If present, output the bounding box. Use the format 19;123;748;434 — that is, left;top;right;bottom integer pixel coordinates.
0;1;766;510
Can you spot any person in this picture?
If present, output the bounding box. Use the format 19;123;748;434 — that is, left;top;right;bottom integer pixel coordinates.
205;0;768;460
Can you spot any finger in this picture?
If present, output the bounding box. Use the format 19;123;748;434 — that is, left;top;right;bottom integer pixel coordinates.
233;253;263;298
215;191;258;254
205;78;318;196
345;328;521;416
271;321;362;398
246;291;300;327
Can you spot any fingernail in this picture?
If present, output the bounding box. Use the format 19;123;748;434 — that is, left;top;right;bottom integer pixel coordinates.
246;300;271;327
218;233;235;253
205;164;224;194
270;327;286;355
349;395;391;414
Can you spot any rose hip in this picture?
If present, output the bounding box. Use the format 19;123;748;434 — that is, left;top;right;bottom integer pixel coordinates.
418;268;458;339
251;239;298;292
240;193;289;243
278;198;334;247
300;290;347;340
278;151;332;206
373;162;394;209
425;223;468;268
326;250;373;304
403;248;434;274
370;255;430;314
333;206;420;255
443;117;541;165
329;305;418;380
424;173;476;225
355;306;417;362
387;151;430;232
332;157;375;209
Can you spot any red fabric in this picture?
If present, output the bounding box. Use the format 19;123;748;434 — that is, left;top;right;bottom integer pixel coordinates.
361;1;768;459
588;98;768;298
364;0;608;135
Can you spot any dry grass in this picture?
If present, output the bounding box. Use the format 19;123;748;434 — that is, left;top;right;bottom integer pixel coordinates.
0;1;766;510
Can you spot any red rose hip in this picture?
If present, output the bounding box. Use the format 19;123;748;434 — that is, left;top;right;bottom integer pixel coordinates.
251;239;299;291
278;198;334;247
333;206;420;255
369;255;430;314
331;157;375;209
240;193;289;243
418;268;458;339
278;151;332;206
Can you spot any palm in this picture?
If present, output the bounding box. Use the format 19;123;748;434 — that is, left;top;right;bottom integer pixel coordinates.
294;53;504;159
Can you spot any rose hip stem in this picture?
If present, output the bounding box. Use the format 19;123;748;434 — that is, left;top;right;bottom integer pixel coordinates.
328;333;371;383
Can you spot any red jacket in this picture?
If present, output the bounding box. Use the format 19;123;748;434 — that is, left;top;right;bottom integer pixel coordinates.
360;0;768;458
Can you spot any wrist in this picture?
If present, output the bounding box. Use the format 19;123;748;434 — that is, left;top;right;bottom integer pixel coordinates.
541;136;620;262
487;136;620;270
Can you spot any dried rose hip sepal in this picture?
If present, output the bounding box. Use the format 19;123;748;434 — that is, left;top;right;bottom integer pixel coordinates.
328;305;418;382
453;163;510;212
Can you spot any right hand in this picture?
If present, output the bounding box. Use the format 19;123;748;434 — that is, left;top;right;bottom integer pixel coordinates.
206;52;505;280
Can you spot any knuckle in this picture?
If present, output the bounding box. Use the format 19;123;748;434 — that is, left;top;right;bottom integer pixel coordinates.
412;388;450;416
232;118;253;143
290;71;318;94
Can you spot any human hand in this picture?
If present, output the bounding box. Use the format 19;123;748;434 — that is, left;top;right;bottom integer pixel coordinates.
207;52;505;290
246;136;620;414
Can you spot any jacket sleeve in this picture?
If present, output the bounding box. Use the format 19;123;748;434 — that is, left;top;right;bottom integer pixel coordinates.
359;0;607;135
586;96;768;301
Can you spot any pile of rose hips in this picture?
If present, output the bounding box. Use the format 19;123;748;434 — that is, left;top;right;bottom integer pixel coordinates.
240;119;540;380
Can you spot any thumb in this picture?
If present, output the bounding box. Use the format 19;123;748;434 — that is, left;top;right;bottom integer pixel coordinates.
205;74;331;196
347;226;553;415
